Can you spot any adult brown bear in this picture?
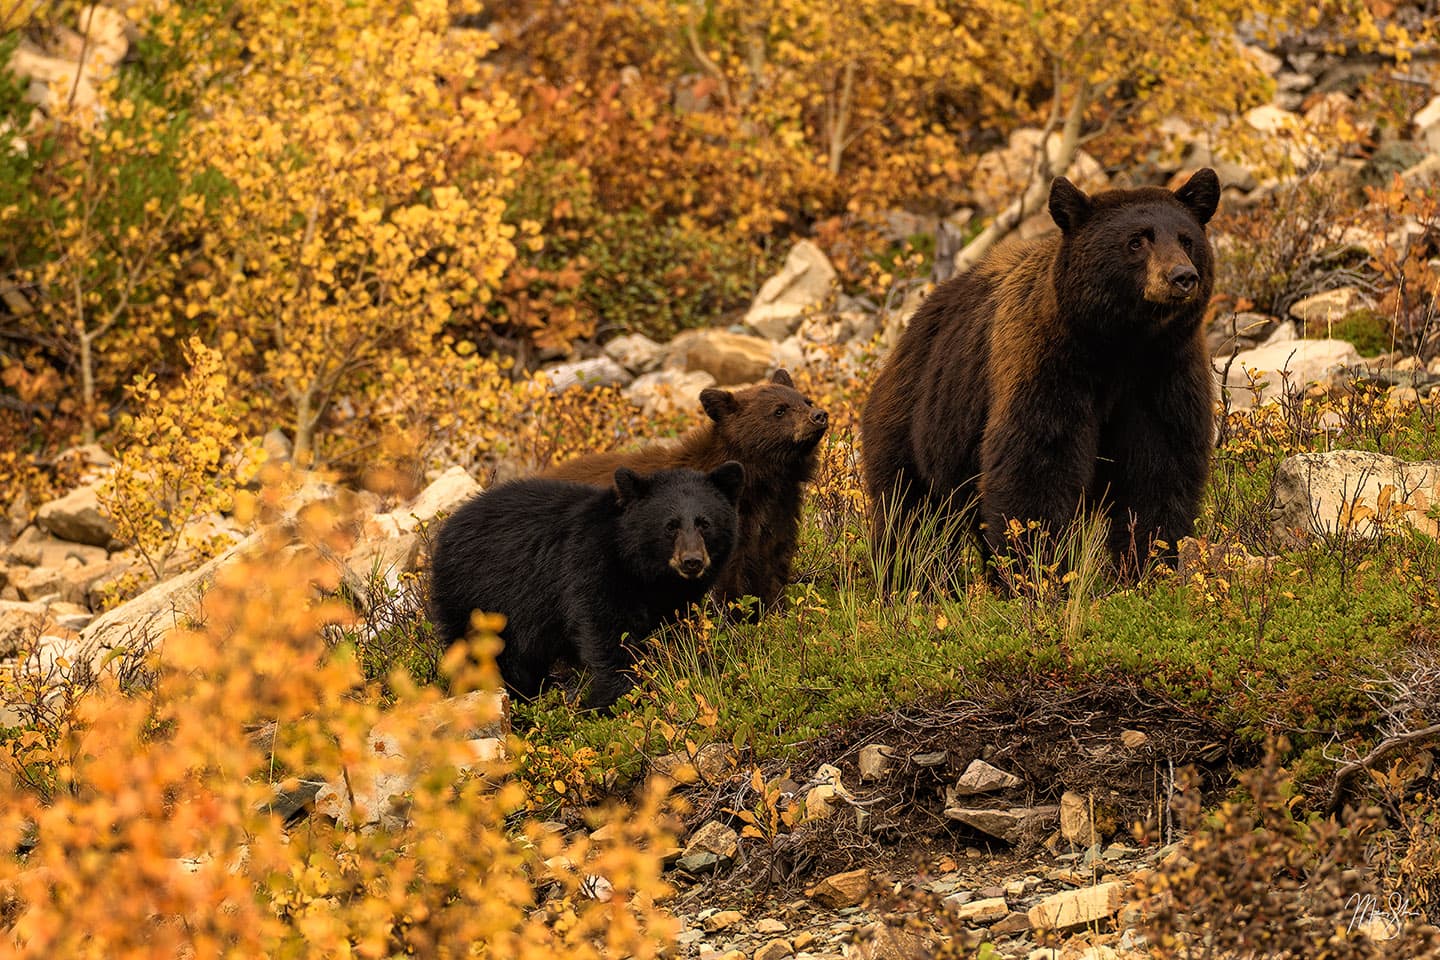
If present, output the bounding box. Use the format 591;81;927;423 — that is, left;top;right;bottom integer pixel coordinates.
861;169;1220;581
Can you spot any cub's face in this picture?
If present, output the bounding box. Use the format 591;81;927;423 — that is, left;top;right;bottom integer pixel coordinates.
612;463;743;583
700;369;829;459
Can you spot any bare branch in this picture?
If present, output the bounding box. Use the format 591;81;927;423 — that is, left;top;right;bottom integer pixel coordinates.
682;2;734;112
827;60;856;176
951;72;1091;275
1327;723;1440;814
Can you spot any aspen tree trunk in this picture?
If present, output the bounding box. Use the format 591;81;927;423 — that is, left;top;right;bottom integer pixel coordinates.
952;76;1090;275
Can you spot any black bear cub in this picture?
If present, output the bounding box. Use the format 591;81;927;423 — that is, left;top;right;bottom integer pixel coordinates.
429;463;743;710
862;168;1220;581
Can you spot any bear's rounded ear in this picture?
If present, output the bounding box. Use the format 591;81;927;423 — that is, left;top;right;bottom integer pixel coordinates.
709;460;745;503
613;468;646;506
700;388;739;422
1174;167;1220;226
1048;177;1093;235
770;368;795;388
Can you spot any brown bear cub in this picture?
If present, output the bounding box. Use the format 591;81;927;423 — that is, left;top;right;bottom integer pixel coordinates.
862;168;1220;581
544;369;828;613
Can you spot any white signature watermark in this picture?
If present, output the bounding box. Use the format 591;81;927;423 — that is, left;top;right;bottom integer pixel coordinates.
1346;892;1421;938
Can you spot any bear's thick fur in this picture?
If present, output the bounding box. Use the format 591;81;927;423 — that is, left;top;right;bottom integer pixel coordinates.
429;463;743;709
861;168;1220;579
543;369;827;613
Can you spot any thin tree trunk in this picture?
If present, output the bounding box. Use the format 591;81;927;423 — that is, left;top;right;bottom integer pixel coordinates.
78;329;96;444
827;60;856;176
683;4;734;111
293;387;318;469
951;74;1090;276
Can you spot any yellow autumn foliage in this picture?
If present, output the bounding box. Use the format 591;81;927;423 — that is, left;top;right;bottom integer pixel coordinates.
181;0;521;466
98;337;249;586
0;503;680;958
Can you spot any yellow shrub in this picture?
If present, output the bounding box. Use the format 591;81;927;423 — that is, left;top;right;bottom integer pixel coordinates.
98;337;249;587
0;499;680;958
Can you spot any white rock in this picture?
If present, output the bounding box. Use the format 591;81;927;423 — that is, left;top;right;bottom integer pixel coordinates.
603;333;666;374
805;762;853;820
18;633;84;680
1288;286;1372;326
8;42;101;116
744;240;839;340
76;6;130;70
0;599;49;658
79;534;261;668
543;356;633;393
675;329;777;385
1414;96;1440;154
775;333;818;373
1260;320;1296;346
682;820;740;861
36;484;114;547
1220;338;1361;410
797;311;878;346
943;805;1059;843
1236;39;1282;76
882;285;930;352
1303;91;1351;128
1245;103;1296;134
1026;881;1126;931
858;744;895;781
1059;791;1097;846
1402;155;1440;191
953;759;1023;796
1271;450;1440;545
949;897;1009;924
624;369;716;417
970;128;1109;214
376;466;479;534
1242;104;1320;168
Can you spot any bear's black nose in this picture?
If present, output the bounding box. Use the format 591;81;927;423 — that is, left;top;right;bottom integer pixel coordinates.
812;409;828;425
1168;265;1198;294
679;555;706;577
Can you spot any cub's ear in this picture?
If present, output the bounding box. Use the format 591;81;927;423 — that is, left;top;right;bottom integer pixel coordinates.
1048;176;1093;235
700;388;739;422
708;460;745;504
770;368;795;388
1174;167;1220;226
613;468;647;506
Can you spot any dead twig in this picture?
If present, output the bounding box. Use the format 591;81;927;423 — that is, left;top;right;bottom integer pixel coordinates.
1328;723;1440;814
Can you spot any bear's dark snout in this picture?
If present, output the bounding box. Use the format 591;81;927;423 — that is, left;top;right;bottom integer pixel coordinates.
1167;264;1198;296
670;528;711;579
1144;243;1202;305
811;408;829;426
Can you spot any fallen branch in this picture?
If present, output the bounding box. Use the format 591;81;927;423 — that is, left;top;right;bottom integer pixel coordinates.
1327;723;1440;814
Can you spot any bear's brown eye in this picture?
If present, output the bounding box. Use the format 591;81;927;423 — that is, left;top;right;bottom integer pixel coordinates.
665;518;680;533
695;516;709;531
1179;235;1193;251
773;405;787;418
1128;234;1145;251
